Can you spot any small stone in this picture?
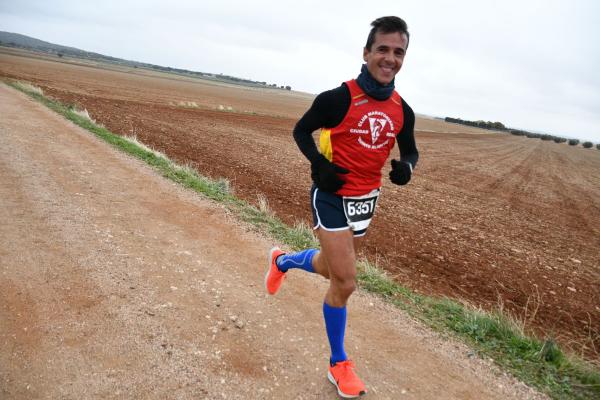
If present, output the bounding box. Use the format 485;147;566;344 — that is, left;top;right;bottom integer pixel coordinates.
567;287;577;292
569;258;582;264
235;320;245;329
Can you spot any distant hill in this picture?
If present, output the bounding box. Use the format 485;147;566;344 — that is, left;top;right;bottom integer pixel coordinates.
0;31;292;90
0;31;123;63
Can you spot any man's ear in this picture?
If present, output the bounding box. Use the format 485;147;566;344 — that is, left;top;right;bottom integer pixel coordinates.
363;47;369;62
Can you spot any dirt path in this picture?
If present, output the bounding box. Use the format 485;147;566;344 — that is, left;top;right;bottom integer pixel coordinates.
0;84;546;399
2;51;598;359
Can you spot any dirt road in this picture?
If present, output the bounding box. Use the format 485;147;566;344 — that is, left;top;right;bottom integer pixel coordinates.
0;85;547;399
2;50;598;358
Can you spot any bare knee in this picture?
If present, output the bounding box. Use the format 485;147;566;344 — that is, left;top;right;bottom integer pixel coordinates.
330;274;357;302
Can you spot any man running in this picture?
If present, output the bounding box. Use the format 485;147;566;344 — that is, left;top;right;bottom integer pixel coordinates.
265;16;419;398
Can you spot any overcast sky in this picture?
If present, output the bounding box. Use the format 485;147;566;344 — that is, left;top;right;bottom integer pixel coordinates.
1;0;599;142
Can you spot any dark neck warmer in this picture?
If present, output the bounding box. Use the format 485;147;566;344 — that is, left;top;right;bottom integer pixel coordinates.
355;64;395;100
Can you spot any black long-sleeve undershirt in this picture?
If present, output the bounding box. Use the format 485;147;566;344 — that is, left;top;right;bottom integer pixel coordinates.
293;83;419;168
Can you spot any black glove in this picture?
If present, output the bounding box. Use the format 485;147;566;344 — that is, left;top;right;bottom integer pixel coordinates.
389;159;412;185
311;156;349;192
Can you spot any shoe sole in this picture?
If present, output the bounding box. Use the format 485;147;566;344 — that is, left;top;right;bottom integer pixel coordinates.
327;370;366;398
264;247;280;295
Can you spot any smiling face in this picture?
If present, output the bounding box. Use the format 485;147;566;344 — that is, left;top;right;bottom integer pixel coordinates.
363;31;408;85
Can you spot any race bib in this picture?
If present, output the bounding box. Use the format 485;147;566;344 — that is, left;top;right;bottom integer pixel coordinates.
342;189;380;231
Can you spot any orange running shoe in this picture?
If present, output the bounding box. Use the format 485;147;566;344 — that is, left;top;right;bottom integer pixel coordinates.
327;360;367;398
265;247;286;295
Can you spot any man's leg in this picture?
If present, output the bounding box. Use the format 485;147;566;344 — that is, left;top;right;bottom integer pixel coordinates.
312;233;364;282
316;228;367;397
313;228;356;364
265;246;318;295
265;233;362;295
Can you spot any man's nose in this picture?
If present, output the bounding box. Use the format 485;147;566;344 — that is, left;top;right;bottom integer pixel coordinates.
383;50;395;63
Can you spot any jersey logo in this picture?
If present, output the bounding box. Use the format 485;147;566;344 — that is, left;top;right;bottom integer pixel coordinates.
368;118;387;143
350;111;395;150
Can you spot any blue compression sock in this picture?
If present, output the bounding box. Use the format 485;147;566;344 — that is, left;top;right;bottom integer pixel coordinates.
276;249;317;273
323;302;347;365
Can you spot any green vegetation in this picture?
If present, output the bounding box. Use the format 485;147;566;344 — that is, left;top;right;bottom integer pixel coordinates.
445;116;506;130
8;79;600;400
446;115;594;148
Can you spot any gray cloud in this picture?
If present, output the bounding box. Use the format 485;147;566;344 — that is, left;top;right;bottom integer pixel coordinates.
1;0;598;141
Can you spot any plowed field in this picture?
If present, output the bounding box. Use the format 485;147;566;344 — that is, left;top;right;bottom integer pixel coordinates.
2;48;598;361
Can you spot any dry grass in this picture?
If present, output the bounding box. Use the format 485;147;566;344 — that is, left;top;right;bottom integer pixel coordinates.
72;108;95;123
124;135;166;159
13;81;43;95
257;193;272;215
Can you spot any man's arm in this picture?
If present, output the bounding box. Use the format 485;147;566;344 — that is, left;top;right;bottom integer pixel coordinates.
293;85;351;192
389;98;419;186
397;98;419;168
292;85;350;164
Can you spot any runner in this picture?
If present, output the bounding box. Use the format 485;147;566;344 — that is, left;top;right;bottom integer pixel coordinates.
265;16;419;398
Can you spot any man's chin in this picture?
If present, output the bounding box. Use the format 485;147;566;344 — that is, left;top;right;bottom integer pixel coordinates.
376;77;393;85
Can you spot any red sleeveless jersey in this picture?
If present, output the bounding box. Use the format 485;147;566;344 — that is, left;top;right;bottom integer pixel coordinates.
319;79;404;196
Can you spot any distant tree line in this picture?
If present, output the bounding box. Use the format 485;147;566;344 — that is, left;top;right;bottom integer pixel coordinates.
445;117;506;131
0;38;291;91
145;66;291;90
445;116;598;150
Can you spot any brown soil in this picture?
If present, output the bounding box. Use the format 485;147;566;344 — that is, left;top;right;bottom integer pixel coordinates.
0;82;549;399
1;48;599;363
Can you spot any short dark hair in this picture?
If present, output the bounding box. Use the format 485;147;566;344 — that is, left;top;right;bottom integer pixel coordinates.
365;16;410;51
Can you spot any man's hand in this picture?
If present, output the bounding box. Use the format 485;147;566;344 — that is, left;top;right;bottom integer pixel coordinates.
389;159;412;185
311;156;349;192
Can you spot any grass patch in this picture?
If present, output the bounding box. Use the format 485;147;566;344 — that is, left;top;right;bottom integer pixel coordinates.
12;80;44;95
357;261;600;399
7;79;599;399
